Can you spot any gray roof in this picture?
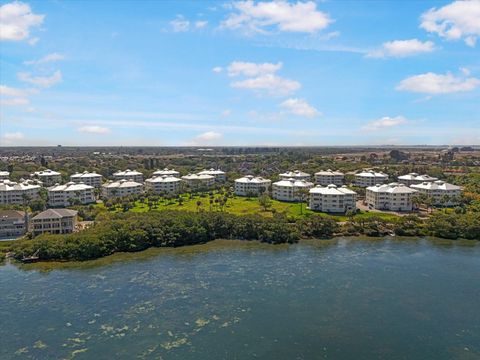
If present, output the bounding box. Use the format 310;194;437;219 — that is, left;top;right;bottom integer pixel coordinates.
0;210;26;219
32;209;78;220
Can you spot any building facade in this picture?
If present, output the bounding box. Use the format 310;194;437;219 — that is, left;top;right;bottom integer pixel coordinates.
397;173;438;186
355;170;389;187
272;178;314;202
0;180;41;205
197;169;227;182
0;171;9;180
366;183;417;211
32;209;78;236
48;182;95;207
410;180;462;206
234;175;271;196
145;175;182;195
309;185;357;213
314;169;345;186
32;169;62;186
102;180;144;198
181;174;215;189
279;170;311;181
70;171;103;188
0;210;28;238
152;168;180;177
112;169;144;183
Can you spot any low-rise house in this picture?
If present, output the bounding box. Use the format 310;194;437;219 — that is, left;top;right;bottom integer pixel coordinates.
355;170;389;187
234;175;271;196
70;171;103;188
366;182;417;211
152;168;180;177
309;185;357;213
314;169;345;186
145;175;182;195
0;210;28;238
272;178;314;202
197;168;227;182
279;170;311;181
102;179;144;198
32;209;78;236
48;182;95;207
112;169;143;183
0;179;41;205
0;171;9;180
32;169;62;186
397;173;438;186
410;180;462;206
181;173;215;189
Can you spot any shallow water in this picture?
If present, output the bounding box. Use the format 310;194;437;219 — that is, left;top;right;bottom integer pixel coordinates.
1;238;479;360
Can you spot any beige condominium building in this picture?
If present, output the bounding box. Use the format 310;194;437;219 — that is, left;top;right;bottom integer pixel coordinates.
355;170;389;187
410;180;462;206
0;171;9;180
397;173;438;186
32;169;62;186
0;210;28;238
102;179;144;198
152;168;180;177
279;170;311;181
272;178;314;202
48;182;95;207
197;168;227;182
366;182;417;211
145;175;182;195
70;171;103;188
0;179;41;205
234;175;271;196
32;209;78;236
314;169;345;186
309;185;357;213
181;173;215;189
112;169;144;183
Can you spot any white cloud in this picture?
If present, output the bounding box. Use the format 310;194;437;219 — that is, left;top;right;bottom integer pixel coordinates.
0;84;35;97
212;66;223;73
18;70;62;88
188;131;223;145
363;116;408;131
221;0;332;34
231;74;300;96
221;109;232;117
281;98;319;118
420;0;480;47
0;1;44;42
170;16;190;32
367;39;435;58
227;61;282;77
24;53;65;65
0;97;29;106
397;72;480;94
77;125;111;134
195;20;208;29
2;132;25;143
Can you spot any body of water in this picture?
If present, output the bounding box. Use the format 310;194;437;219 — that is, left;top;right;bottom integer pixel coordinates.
1;238;479;359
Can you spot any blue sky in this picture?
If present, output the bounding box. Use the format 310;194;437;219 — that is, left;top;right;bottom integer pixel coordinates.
0;0;479;146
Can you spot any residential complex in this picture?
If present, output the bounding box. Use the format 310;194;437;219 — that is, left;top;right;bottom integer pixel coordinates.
309;185;357;213
32;209;78;236
113;169;144;183
397;173;438;186
0;210;28;238
198;168;227;182
145;175;182;195
181;173;215;189
272;178;314;202
410;180;462;206
0;171;9;180
48;182;95;207
152;168;180;177
314;169;345;186
366;183;417;211
70;171;103;188
102;179;144;198
32;169;62;186
355;170;389;187
279;170;311;181
0;179;41;205
234;175;271;196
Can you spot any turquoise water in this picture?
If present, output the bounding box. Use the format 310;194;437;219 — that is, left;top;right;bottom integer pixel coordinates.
1;238;479;359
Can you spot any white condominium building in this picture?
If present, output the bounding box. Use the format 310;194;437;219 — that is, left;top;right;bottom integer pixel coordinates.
145;175;182;195
397;173;438;186
0;180;41;205
198;168;227;182
279;170;311;181
355;170;389;187
181;174;215;189
309;185;357;213
32;209;78;236
102;180;144;198
0;171;9;180
113;169;144;183
366;183;417;211
152;168;180;177
410;180;462;206
32;169;62;186
70;171;103;188
314;169;345;186
234;175;271;196
48;182;95;207
272;178;314;202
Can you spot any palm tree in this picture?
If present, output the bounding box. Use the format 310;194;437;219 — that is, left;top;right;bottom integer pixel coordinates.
297;188;310;215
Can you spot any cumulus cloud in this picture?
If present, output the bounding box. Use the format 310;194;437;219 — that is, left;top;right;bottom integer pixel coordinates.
397;72;480;94
170;16;190;32
227;61;282;77
18;70;62;88
212;66;223;73
195;20;208;29
0;1;44;42
24;53;65;65
367;39;435;58
0;84;35;97
77;126;111;134
363;116;408;131
420;0;480;47
221;0;332;34
188;131;223;145
231;74;300;96
281;98;319;118
2;132;25;143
